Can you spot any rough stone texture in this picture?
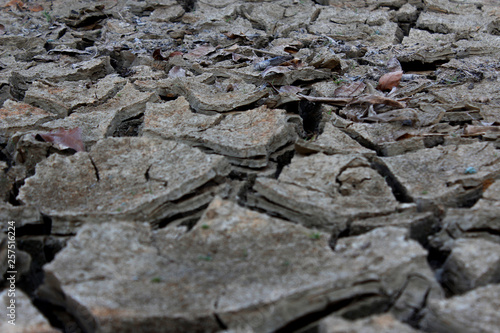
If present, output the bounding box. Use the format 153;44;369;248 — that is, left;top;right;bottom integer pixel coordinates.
440;238;500;294
23;75;127;117
421;284;500;333
143;98;296;167
0;100;55;136
318;313;421;333
350;210;437;245
295;122;375;157
18;138;230;233
250;153;399;235
9;57;112;99
43;198;440;332
375;143;500;209
0;290;61;333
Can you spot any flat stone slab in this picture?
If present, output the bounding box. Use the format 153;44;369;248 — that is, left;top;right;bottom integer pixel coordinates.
318;313;421;333
421;284;500;333
42;198;440;332
143;97;296;167
18;137;230;233
0;290;60;333
250;153;399;235
0;100;55;136
375;142;500;209
441;238;500;294
171;76;268;113
23;75;127;117
295;122;375;157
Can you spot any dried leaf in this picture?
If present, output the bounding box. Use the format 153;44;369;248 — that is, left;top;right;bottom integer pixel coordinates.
3;0;24;10
298;93;352;106
168;66;186;78
279;85;304;94
28;3;43;12
377;70;403;91
352;94;406;108
334;82;366;97
254;55;294;71
152;49;166;61
37;128;85;152
0;24;4;35
186;45;216;58
261;66;291;78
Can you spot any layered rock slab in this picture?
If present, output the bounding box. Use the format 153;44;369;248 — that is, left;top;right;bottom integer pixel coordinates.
249;153;399;235
421;284;500;333
17;137;230;233
0;290;60;333
375;142;500;209
42;198;441;333
142;97;297;168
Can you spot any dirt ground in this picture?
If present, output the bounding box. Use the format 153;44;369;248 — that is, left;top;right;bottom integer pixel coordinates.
1;0;500;332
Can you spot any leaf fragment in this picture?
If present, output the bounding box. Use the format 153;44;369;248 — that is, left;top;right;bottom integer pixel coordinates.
37;127;85;152
377;70;403;91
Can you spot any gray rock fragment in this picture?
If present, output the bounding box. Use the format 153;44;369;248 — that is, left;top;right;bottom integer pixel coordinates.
9;57;112;99
350;210;436;245
0;290;61;333
375;143;500;209
0;100;55;136
171;76;268;113
143;97;297;168
295;122;375;157
18;137;230;233
441;238;500;294
318;313;421;333
23;75;127;117
421;284;500;333
43;198;440;332
250;153;398;235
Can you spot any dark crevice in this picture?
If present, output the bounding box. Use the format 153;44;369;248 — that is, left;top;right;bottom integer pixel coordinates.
112;113;144;137
371;160;413;203
275;293;389;333
155;204;209;230
177;0;196;12
274;147;295;179
399;60;447;72
89;157;100;181
214;313;228;330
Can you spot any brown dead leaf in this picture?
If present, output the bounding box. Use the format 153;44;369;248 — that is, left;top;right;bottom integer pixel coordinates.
261;66;291;78
37;127;85;152
28;3;43;12
352;94;406;108
168;66;186;78
279;85;304;94
334;82;366;97
3;0;24;10
186;45;216;58
0;24;4;35
377;71;403;91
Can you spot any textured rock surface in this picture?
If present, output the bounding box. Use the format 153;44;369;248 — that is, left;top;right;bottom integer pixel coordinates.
421;284;500;333
0;290;61;333
43;198;439;332
318;313;421;333
1;0;500;331
250;153;399;235
18;138;230;232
